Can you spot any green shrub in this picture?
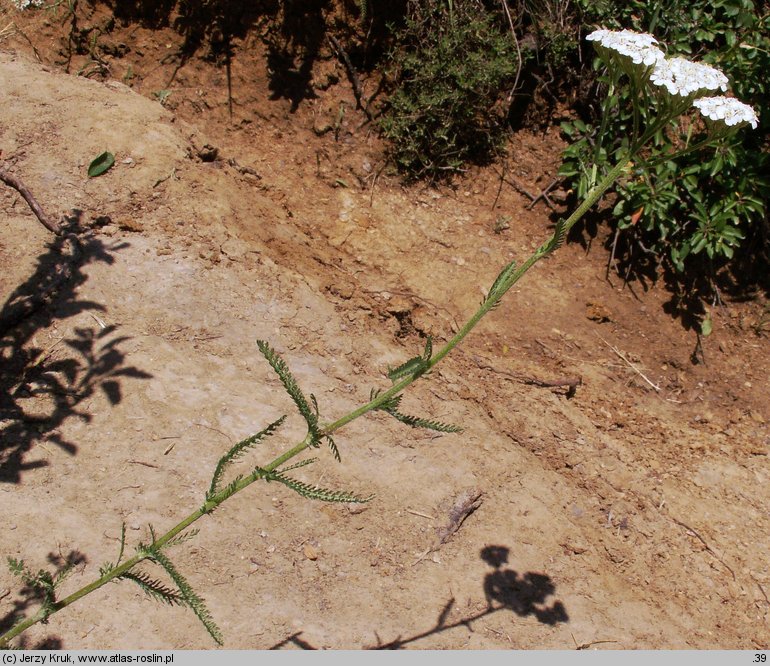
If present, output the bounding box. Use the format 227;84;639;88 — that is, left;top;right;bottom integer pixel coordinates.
379;0;521;180
561;0;770;274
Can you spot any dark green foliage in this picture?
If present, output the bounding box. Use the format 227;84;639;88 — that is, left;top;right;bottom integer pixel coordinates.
207;415;287;499
119;570;186;606
257;340;319;436
387;336;433;382
486;258;518;307
375;393;463;433
563;0;770;274
379;0;520;179
146;549;223;645
268;472;373;504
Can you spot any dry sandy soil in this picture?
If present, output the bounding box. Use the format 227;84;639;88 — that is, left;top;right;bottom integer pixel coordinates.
0;2;768;650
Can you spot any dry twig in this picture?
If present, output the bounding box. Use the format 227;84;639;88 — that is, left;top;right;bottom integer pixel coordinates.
328;34;373;121
0;164;60;234
597;334;661;391
413;488;484;565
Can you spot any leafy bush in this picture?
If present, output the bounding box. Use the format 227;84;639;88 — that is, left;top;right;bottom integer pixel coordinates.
561;0;770;273
379;0;521;180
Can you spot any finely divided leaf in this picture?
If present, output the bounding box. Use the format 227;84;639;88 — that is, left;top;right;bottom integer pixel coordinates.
149;549;223;645
325;435;341;462
387;337;434;383
277;457;318;474
383;408;463;433
120;570;186;606
387;355;427;382
164;529;201;549
208;415;287;497
486;258;518;305
271;473;373;504
257;340;319;434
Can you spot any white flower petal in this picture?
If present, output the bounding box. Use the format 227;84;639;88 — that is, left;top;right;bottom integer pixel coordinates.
693;96;759;129
586;29;664;67
650;57;729;97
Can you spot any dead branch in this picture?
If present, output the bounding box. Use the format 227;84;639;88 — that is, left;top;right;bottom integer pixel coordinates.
596;334;661;392
0;164;60;234
670;516;737;582
469;353;582;397
413;489;484;565
328;34;373;121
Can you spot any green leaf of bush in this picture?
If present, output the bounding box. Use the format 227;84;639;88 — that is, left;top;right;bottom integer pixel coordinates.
88;151;115;178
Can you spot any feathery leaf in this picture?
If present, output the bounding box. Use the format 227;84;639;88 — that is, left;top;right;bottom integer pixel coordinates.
422;336;433;361
387;355;428;383
208;415;287;497
486;258;518;306
257;340;318;434
165;529;201;549
547;218;567;253
116;522;127;565
383;408;463;433
325;435;341;462
204;475;245;512
277;457;318;474
271;473;373;504
148;549;223;645
370;388;402;413
120;570;186;606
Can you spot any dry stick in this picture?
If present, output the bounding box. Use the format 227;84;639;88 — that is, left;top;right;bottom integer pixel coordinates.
413;489;484;565
328;34;373;121
0;164;60;234
527;177;561;211
469;354;582;396
670;516;737;582
596;334;661;391
499;0;522;111
606;226;621;280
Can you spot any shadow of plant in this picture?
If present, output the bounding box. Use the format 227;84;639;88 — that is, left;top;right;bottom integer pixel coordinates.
270;544;568;649
0;549;86;648
0;212;151;483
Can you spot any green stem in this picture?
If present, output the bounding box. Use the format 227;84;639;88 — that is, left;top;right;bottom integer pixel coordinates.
0;155;632;650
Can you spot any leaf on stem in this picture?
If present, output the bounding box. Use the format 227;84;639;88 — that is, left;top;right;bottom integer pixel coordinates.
120;570;186;606
164;529;201;549
371;389;462;433
147;549;223;645
207;415;287;498
324;435;341;462
387;337;433;383
277;457;318;474
383;409;463;433
268;472;373;504
257;340;320;437
485;258;518;307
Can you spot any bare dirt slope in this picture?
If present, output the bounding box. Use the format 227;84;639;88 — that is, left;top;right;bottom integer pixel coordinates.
1;25;769;650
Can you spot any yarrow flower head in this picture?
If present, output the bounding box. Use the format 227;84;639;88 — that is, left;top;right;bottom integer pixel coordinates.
693;96;759;130
586;29;665;67
650;57;729;97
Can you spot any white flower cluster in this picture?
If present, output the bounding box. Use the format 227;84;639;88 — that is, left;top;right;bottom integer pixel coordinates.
693;96;759;129
587;29;759;131
586;29;664;67
649;57;729;97
12;0;45;8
